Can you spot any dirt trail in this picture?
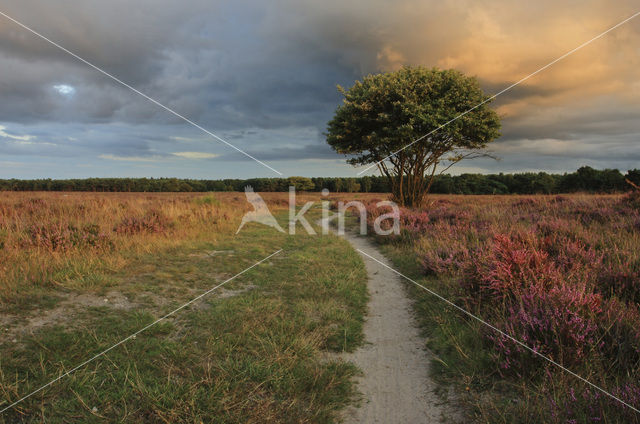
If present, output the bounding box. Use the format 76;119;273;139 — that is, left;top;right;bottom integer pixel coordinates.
338;230;460;423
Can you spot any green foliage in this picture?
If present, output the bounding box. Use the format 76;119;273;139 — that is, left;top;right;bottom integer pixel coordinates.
193;195;221;206
0;167;637;194
558;166;626;193
326;66;501;206
360;176;373;193
627;169;640;186
287;176;315;191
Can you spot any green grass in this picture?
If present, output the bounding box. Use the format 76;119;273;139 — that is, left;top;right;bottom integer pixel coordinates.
0;215;368;423
193;194;221;207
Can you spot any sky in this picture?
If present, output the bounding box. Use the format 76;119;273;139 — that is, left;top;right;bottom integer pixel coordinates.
0;0;639;179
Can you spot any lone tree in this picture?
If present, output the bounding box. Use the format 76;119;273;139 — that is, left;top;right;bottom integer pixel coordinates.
326;67;501;207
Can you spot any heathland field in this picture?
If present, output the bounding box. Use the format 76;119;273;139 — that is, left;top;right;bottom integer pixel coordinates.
0;192;369;423
359;192;640;423
1;191;640;423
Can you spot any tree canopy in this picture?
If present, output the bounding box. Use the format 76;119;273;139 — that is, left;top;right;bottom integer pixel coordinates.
326;66;501;206
0;167;636;194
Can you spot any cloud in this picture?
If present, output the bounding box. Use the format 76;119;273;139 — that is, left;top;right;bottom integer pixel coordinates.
172;151;219;159
0;125;35;141
53;84;76;96
170;136;201;143
0;0;639;178
99;154;165;162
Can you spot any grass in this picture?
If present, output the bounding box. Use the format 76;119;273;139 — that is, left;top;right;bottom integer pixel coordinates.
0;193;369;423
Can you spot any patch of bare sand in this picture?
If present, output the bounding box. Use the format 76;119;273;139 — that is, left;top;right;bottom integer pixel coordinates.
1;267;253;343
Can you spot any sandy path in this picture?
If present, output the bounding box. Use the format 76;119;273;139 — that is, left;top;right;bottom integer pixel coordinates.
338;230;460;423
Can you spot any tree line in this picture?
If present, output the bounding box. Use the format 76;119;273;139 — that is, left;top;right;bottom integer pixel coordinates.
0;167;638;194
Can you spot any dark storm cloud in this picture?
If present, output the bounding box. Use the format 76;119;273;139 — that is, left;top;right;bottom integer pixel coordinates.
0;0;639;178
0;0;367;131
497;101;640;142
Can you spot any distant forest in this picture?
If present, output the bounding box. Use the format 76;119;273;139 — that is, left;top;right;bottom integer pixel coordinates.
1;167;639;194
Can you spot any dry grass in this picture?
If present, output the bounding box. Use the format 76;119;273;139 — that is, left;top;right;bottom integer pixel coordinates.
0;192;249;301
0;191;371;423
0;191;383;301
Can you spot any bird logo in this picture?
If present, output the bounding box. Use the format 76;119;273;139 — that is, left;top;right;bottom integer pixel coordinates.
236;186;285;234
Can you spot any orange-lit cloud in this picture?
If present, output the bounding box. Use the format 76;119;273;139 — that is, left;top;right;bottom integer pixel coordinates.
277;0;640;171
382;1;640;119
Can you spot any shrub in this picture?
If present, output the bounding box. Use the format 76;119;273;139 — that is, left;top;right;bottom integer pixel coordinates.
598;298;640;372
620;190;640;210
511;197;538;208
400;208;430;234
17;198;48;215
573;205;617;225
114;210;171;235
550;383;640;423
27;223;111;251
597;257;640;304
427;206;472;224
487;288;600;374
467;232;559;300
420;241;472;277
